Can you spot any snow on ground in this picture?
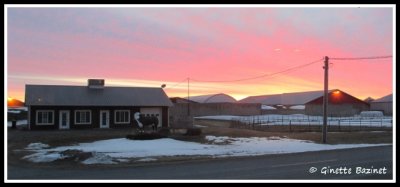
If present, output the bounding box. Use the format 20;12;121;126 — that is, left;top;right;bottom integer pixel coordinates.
195;115;239;121
195;114;392;127
82;153;116;165
6;120;27;127
193;124;207;128
23;137;387;164
360;111;384;117
289;105;305;110
25;143;50;150
261;105;276;110
137;158;158;162
23;152;65;163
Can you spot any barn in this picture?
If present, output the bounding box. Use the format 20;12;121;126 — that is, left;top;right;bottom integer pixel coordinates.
186;93;237;103
25;79;173;130
305;90;370;116
370;94;392;116
239;90;326;114
240;89;369;116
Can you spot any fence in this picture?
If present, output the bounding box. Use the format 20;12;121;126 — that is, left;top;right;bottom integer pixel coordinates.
229;115;393;132
170;103;261;117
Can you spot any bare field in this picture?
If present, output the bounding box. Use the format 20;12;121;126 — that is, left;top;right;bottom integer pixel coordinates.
195;119;393;144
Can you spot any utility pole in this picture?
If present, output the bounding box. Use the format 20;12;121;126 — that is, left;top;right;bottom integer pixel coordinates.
322;56;329;143
187;77;190;116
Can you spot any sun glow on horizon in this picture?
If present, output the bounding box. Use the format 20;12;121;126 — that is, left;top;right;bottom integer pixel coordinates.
6;7;393;103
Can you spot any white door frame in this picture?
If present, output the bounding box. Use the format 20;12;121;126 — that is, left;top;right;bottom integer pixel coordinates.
59;110;70;129
100;110;110;128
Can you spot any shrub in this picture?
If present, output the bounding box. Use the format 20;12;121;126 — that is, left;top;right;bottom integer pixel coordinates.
126;132;167;140
185;128;202;136
158;128;171;136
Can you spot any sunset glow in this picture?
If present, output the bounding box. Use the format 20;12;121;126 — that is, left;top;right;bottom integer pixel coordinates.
6;6;393;102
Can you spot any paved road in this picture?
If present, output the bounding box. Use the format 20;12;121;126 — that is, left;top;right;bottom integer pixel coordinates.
8;145;393;180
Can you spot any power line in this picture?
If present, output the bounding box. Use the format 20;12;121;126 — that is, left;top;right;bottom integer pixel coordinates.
163;78;188;90
330;55;392;60
190;58;324;83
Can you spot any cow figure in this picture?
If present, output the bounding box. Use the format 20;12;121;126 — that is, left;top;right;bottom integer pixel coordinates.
134;112;159;133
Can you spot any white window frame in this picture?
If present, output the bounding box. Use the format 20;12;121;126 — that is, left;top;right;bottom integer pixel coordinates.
114;110;130;124
36;110;54;125
75;110;92;125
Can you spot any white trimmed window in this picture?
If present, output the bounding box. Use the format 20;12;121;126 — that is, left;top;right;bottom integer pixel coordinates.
114;110;130;124
36;110;54;125
75;110;91;124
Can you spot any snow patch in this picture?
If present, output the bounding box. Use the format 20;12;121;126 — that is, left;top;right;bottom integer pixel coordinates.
194;125;207;128
137;158;157;162
289;105;305;110
261;105;276;110
23;152;64;163
7;120;28;127
25;143;50;150
360;111;384;117
23;137;388;164
82;153;116;165
194;115;238;121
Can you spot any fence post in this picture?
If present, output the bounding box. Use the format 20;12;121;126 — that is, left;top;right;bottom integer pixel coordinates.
338;119;341;132
289;120;292;132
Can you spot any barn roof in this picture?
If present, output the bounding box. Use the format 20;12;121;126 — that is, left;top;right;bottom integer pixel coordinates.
239;90;333;105
25;85;173;106
372;94;392;103
186;93;237;103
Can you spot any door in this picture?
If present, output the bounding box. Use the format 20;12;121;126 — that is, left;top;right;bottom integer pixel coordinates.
140;107;162;128
59;111;70;129
100;110;110;128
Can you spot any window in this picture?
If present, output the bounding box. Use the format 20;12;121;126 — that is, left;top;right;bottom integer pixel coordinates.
75;110;91;124
36;110;54;125
115;110;130;124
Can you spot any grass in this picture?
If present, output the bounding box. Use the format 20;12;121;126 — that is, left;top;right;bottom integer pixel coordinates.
195;119;393;144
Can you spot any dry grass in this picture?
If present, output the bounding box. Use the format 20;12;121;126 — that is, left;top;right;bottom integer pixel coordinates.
195;119;393;144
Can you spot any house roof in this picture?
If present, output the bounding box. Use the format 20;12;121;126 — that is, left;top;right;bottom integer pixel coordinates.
25;85;173;107
239;90;335;105
185;93;237;103
372;94;392;103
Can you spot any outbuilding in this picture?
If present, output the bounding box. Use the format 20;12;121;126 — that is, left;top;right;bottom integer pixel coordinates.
370;94;392;116
240;89;369;116
186;93;237;103
305;90;370;116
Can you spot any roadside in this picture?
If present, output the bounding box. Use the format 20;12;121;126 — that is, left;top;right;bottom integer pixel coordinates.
6;120;393;169
8;145;393;179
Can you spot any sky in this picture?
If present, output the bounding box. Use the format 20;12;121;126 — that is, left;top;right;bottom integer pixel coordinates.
6;6;394;102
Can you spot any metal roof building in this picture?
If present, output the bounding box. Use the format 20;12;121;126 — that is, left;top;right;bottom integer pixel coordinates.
239;90;328;105
370;94;393;115
186;93;237;103
240;89;370;116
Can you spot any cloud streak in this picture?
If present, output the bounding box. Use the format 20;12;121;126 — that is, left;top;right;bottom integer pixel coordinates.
7;6;393;101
